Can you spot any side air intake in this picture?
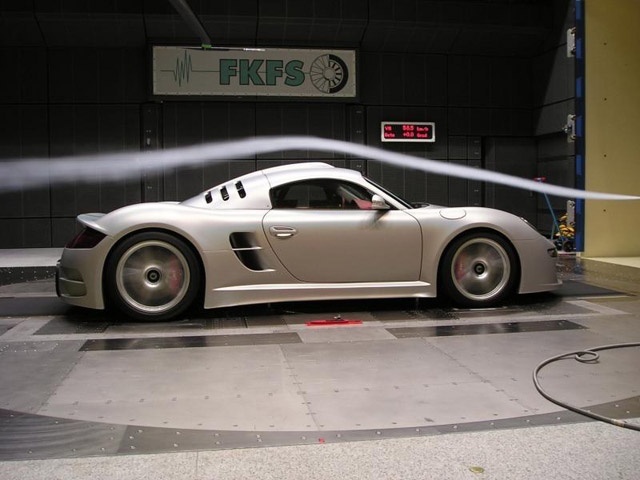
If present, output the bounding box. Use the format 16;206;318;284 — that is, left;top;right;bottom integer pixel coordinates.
229;232;271;271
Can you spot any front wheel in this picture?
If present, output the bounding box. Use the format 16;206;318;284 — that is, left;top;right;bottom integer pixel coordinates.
105;232;201;321
439;232;519;308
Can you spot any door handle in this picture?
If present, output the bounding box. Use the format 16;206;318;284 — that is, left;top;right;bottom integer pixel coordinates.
269;226;297;238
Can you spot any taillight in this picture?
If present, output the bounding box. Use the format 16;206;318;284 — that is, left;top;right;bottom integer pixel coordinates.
65;227;106;249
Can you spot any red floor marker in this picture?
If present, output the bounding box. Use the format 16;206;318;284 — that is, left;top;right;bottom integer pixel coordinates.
305;319;363;326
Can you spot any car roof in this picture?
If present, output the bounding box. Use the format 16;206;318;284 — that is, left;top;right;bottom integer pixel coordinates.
262;162;363;187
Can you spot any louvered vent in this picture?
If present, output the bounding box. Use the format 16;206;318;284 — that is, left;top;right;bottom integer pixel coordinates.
229;232;271;271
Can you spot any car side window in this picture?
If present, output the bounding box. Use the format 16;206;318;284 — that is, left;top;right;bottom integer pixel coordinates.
270;179;377;210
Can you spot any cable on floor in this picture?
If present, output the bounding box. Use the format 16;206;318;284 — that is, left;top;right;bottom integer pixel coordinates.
533;342;640;431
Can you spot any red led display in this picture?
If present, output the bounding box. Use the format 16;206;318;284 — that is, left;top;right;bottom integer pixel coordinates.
380;122;436;142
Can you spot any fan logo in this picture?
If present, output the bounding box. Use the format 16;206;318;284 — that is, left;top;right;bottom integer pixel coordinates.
309;54;349;94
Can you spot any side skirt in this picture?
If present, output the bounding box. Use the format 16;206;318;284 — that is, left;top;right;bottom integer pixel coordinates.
205;281;434;309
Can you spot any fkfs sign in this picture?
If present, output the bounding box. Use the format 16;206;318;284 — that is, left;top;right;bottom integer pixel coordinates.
153;47;356;98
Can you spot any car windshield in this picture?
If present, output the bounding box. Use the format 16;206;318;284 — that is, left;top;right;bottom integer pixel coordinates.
363;177;414;209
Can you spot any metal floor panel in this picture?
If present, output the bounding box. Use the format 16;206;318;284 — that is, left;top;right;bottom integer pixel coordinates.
555;279;627;297
387;319;586;338
0;345;84;414
425;329;611;379
281;339;479;392
79;332;301;351
0;282;639;461
2;396;639;460
41;345;314;431
301;381;529;430
0;410;126;461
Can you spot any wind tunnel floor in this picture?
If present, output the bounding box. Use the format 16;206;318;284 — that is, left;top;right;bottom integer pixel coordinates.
0;255;639;464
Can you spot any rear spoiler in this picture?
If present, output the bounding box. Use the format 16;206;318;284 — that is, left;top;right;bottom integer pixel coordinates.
77;213;107;234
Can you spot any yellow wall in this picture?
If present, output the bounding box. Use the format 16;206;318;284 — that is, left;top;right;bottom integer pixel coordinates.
585;0;640;257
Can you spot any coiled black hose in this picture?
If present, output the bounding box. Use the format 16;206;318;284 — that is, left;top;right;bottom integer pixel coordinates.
533;342;640;431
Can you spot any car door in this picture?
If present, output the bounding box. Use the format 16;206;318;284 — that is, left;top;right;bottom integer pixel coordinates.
262;178;422;283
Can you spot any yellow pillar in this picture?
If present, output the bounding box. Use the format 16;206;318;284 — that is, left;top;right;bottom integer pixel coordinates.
584;0;640;257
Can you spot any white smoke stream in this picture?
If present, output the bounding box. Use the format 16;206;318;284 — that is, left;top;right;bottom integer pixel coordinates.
0;136;637;200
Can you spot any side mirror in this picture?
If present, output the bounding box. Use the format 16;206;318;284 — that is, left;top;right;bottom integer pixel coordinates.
371;194;390;210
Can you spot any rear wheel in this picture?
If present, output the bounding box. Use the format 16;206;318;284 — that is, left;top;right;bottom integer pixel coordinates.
440;232;518;308
105;232;200;321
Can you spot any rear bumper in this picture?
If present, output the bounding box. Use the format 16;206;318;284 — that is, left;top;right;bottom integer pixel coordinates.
56;237;114;310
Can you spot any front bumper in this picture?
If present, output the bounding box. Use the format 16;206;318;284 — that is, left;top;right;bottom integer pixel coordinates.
515;236;562;294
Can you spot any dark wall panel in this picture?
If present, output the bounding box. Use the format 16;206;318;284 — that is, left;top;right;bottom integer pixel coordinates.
448;160;468;207
485;137;537;222
48;48;146;104
49;105;141;226
52;217;81;248
0;105;50;218
532;46;575;108
0;6;44;47
257;0;367;47
0;218;51;249
162;102;257;201
144;0;258;45
0;104;50;248
448;108;531;137
255;103;346;159
0;48;47;104
448;56;531;109
34;0;145;48
361;53;447;106
363;0;549;55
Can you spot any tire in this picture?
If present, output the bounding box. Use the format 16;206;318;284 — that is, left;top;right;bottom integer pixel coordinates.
105;232;201;321
439;231;519;308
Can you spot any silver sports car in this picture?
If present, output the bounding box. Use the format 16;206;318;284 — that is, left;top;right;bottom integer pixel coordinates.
57;162;560;320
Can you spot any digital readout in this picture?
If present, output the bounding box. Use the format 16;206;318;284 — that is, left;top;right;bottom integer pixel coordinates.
380;122;436;142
